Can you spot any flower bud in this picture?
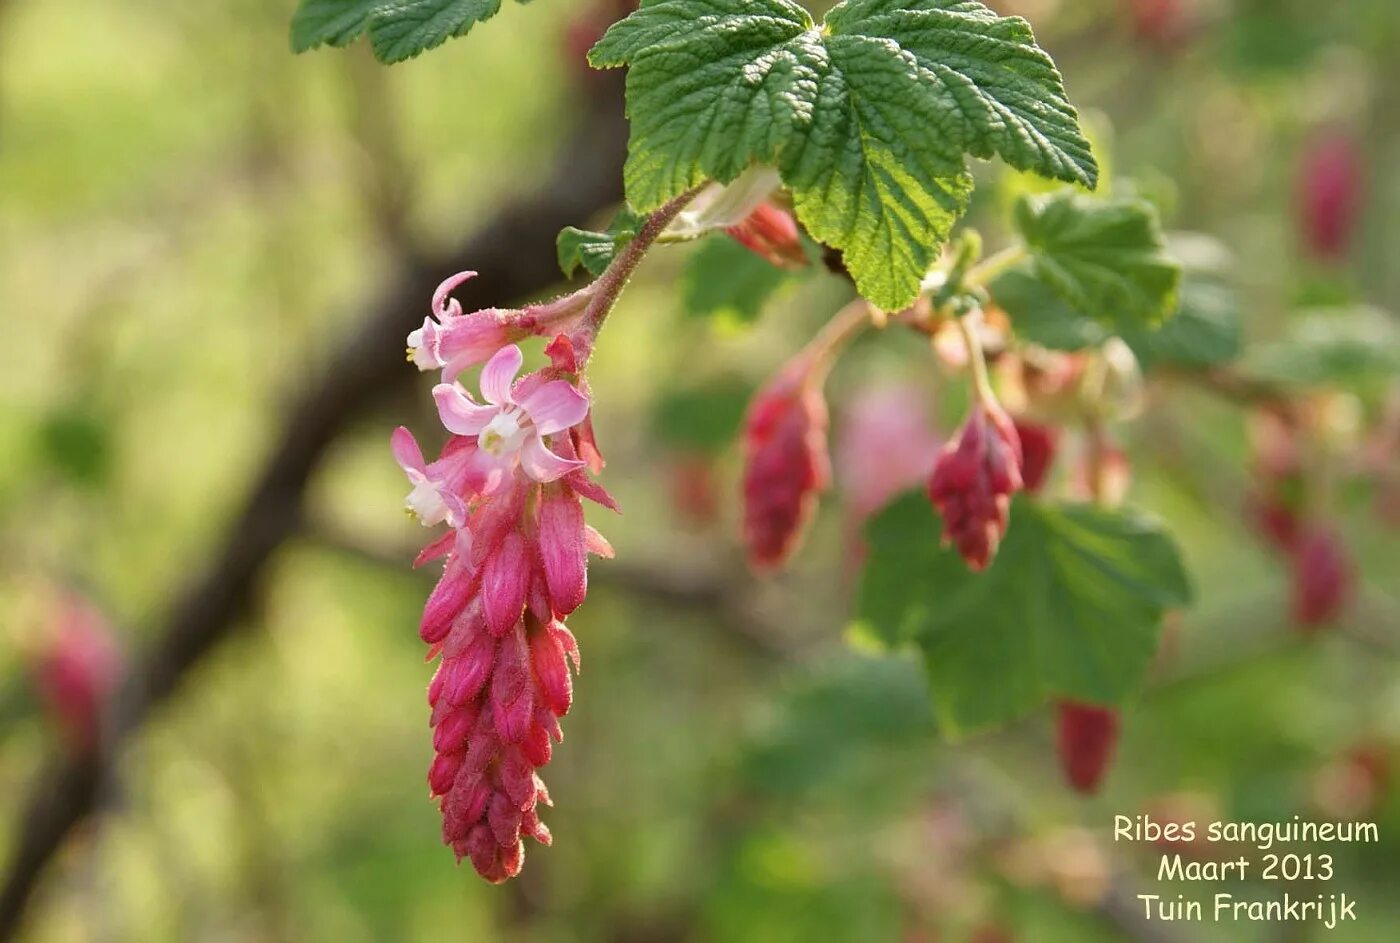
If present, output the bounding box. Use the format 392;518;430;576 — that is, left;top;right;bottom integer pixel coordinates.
1292;524;1354;629
725;202;808;270
1012;419;1058;494
1056;701;1120;795
1297;130;1364;261
927;402;1023;571
742;365;831;569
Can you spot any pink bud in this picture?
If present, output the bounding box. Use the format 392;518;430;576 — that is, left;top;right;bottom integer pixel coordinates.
725;202;808;269
1056;701;1120;795
443;632;495;706
1297;130;1365;261
521;722;553;767
428;752;465;797
927;402;1024;570
499;747;539;808
491;626;535;743
522;805;553;846
482;532;530;636
498;838;525;879
529;620;573;716
742;365;831;570
432;705;476;755
442;771;489;841
488;792;523;847
538;486;588;614
465;824;499;878
32;595;122;750
1292;525;1354;629
420;559;475;644
1013;419;1059;494
442;596;486;658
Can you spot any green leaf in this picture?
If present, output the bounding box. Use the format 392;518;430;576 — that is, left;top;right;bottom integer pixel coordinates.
993;230;1239;368
591;0;1097;310
1012;190;1180;329
856;492;1191;734
682;237;793;326
1246;307;1400;393
556;208;645;278
291;0;528;63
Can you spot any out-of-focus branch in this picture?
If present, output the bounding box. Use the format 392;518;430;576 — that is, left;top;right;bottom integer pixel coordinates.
0;73;628;941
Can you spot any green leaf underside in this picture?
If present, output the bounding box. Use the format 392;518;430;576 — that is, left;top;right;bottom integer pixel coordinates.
591;0;1097;310
292;0;527;63
682;237;793;324
556;208;645;278
857;493;1190;734
1012;191;1181;328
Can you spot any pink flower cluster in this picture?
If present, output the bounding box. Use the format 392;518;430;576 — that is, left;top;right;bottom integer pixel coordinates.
927;402;1024;571
395;276;614;881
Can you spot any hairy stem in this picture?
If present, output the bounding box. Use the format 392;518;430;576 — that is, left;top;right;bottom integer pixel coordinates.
953;309;998;407
572;188;703;359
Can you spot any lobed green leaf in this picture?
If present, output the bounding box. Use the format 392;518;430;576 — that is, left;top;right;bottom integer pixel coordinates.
856;493;1191;735
292;0;528;63
591;0;1097;310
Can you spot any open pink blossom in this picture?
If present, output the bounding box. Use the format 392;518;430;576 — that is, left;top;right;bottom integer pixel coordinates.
391;426;471;528
407;272;518;381
433;344;588;493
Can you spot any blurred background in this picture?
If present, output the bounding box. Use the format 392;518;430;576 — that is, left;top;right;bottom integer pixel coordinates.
2;0;1399;940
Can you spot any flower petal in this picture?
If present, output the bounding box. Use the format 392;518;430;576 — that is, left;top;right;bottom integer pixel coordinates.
432;270;477;318
391;426;428;475
518;380;589;435
520;434;585;483
479;344;523;406
433;384;498;436
464;446;513;495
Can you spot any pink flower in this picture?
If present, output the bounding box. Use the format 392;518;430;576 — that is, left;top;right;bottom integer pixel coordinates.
433;345;589;493
407;272;517;380
927;402;1024;571
835;383;940;522
741;363;830;570
31;594;122;751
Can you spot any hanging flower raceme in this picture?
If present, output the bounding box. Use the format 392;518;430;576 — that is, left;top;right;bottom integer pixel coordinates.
927;401;1024;571
741;360;831;570
395;342;615;882
1055;700;1120;795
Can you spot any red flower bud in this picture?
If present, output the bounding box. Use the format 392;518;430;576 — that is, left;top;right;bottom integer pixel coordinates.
725;202;808;269
1056;701;1120;795
1012;419;1058;494
1297;131;1365;261
927;403;1023;570
1291;525;1354;629
742;365;831;569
